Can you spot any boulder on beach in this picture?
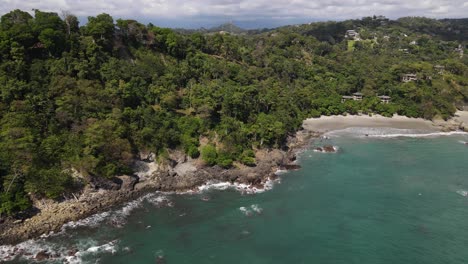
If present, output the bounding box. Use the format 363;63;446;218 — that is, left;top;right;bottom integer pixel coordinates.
116;175;139;191
90;176;121;190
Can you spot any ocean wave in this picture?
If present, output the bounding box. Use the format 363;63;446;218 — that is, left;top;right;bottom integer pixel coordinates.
239;204;263;216
0;238;119;264
62;211;111;230
194;177;279;195
325;127;467;138
251;204;263;214
275;169;288;175
60;193;172;232
313;146;339;153
368;131;468;138
456;190;468;197
2;177;280;261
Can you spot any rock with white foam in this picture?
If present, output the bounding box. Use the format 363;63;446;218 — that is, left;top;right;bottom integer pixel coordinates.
314;145;339;153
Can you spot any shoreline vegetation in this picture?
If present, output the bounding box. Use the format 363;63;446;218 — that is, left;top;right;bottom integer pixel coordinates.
1;112;467;246
0;8;467;249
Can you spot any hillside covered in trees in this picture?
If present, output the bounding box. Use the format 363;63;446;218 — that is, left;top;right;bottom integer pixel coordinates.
0;10;467;216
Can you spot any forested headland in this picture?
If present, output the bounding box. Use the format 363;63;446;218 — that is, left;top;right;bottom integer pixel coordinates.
0;10;467;216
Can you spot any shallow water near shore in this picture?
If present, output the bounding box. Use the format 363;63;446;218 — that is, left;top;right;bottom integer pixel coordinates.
2;129;468;264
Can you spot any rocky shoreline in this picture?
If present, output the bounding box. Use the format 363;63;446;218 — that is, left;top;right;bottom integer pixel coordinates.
3;111;465;247
0;130;320;246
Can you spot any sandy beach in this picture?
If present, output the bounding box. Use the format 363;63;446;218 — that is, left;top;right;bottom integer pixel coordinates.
302;112;468;133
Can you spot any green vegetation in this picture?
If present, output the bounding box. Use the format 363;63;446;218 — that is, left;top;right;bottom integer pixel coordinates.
347;40;356;51
0;11;467;216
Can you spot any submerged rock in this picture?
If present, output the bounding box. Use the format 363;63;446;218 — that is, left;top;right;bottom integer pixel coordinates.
35;250;50;261
314;145;338;153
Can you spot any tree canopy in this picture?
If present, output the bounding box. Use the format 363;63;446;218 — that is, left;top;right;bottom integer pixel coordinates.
0;10;467;216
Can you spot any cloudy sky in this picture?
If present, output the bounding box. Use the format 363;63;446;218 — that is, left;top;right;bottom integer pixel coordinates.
0;0;467;28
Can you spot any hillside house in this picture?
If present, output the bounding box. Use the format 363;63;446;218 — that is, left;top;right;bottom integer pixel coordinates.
434;65;445;74
341;93;364;102
378;95;391;104
455;44;464;58
402;74;417;83
353;92;363;101
341;96;354;103
345;30;361;40
399;48;409;54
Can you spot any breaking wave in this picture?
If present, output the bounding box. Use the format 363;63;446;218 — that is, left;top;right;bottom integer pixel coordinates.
194;177;279;195
62;193;173;231
239;204;263;216
1;193;174;263
325;127;467;139
0;238;119;264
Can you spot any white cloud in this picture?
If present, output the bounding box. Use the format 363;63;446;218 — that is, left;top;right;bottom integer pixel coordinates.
0;0;466;25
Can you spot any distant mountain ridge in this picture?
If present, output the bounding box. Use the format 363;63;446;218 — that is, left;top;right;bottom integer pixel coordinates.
175;22;271;35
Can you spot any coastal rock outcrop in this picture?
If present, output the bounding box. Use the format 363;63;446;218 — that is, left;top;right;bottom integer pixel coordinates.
116;175;139;191
0;130;320;246
90;177;121;190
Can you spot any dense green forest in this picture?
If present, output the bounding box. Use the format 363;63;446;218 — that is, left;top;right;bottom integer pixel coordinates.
0;10;467;216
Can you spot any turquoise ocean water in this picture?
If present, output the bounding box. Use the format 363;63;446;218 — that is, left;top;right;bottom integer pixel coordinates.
2;128;468;264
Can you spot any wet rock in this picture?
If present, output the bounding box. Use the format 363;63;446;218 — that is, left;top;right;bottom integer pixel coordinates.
156;255;166;264
314;145;337;153
35;250;50;261
323;145;336;152
269;174;279;181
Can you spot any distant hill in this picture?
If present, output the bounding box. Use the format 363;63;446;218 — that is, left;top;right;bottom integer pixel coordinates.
175;22;271;35
209;22;246;34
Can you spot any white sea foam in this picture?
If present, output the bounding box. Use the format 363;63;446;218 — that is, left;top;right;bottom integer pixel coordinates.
2;176;279;261
146;195;174;207
239;206;253;216
62;211;111;230
325;127;468;139
85;240;118;254
239;204;263;216
456;190;468;197
369;131;468;138
0;238;119;264
60;193;173;232
251;204;263;214
313;146;339;153
195;178;278;195
275;169;288;175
